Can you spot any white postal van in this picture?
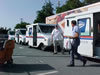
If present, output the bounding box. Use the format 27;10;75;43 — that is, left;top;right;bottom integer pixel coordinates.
15;29;26;44
8;31;15;40
64;4;100;60
26;23;55;50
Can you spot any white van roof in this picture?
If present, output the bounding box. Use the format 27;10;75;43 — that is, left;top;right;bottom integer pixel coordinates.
15;28;26;30
26;23;56;27
15;28;26;31
65;5;100;19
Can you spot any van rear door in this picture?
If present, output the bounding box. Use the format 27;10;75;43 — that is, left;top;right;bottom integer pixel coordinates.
93;12;100;57
33;26;37;46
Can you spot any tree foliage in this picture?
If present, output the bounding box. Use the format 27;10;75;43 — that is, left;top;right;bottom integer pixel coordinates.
83;0;100;5
14;22;30;29
0;27;10;34
56;0;100;14
56;0;84;13
34;0;54;23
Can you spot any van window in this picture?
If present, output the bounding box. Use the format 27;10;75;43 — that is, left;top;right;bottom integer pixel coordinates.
67;20;69;26
20;30;26;35
40;25;54;33
98;24;100;33
8;31;15;35
29;28;32;36
78;18;90;36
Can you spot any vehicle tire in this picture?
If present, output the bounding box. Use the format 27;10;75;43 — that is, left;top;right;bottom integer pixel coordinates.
29;46;32;48
26;42;28;45
19;41;22;45
40;44;46;51
22;42;24;45
15;40;16;43
27;41;29;45
6;58;13;68
20;41;24;45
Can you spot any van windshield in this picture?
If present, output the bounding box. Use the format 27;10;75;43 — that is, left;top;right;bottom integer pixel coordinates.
20;30;26;35
40;25;55;33
9;31;15;35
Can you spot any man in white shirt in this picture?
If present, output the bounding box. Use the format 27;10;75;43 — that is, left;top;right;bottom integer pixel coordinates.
51;24;64;54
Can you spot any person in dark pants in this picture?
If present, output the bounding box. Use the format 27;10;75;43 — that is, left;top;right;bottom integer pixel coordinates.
67;20;87;67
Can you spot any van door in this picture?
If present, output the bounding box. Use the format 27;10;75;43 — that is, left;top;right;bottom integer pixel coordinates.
64;18;76;50
93;12;100;56
33;26;37;46
65;18;76;36
16;30;19;43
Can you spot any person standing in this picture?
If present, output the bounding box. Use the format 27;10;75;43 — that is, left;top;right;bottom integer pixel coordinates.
51;24;64;54
67;20;87;67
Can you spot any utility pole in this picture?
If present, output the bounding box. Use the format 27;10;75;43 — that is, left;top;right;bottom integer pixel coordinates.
44;0;47;5
20;18;23;23
57;0;60;7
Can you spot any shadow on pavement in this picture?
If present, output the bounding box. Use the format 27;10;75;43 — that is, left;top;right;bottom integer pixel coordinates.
67;63;100;67
88;64;100;67
13;54;70;57
0;64;55;73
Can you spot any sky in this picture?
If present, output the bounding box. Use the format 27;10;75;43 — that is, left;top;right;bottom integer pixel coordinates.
0;0;66;30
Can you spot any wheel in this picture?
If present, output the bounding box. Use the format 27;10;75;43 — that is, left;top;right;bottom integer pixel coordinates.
7;58;13;64
40;44;46;51
26;42;28;45
20;41;24;45
29;46;32;48
6;58;13;68
19;41;22;45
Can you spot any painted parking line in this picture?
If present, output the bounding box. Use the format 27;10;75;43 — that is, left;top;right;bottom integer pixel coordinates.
36;71;58;75
39;60;44;63
12;56;26;58
19;46;24;49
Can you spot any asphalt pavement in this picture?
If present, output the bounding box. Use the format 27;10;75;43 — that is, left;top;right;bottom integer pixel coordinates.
0;44;100;75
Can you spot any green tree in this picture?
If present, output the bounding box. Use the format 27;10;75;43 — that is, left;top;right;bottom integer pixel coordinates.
14;22;30;29
56;0;84;13
34;0;54;23
34;11;46;23
0;27;9;34
83;0;99;5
